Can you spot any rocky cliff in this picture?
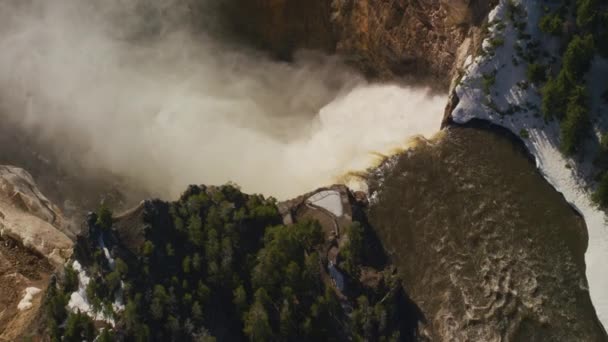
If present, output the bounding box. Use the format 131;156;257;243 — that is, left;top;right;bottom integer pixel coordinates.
229;0;495;86
0;166;72;266
0;165;73;341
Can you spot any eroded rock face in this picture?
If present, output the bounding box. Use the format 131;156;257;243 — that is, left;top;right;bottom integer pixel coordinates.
0;166;72;340
0;166;62;225
0;165;72;266
230;0;495;86
367;127;607;340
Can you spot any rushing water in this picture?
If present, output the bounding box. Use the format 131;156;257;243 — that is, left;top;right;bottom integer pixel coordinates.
368;125;606;341
0;0;444;200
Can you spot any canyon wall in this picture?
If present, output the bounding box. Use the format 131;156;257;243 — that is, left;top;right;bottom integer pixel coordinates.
0;166;73;340
229;0;494;86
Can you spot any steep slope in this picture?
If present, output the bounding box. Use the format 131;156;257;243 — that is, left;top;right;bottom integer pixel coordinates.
0;166;72;266
0;165;73;341
230;0;496;86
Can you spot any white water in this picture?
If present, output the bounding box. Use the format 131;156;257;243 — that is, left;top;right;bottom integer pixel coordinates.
98;235;115;270
452;0;608;328
0;0;445;200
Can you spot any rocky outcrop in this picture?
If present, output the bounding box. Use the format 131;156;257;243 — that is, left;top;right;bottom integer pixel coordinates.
230;0;495;87
0;166;72;266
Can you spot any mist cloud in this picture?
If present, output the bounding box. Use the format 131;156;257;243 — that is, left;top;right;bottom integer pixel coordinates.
0;0;445;199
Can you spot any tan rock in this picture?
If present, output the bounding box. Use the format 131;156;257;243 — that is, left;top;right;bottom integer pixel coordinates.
0;166;73;266
231;0;497;87
0;165;73;340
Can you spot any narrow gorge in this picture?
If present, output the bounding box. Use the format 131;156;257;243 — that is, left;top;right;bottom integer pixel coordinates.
0;0;607;341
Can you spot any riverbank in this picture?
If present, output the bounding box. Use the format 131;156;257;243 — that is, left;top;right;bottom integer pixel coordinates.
444;0;608;329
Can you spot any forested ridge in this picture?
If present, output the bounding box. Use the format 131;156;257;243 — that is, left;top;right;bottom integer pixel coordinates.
44;184;412;341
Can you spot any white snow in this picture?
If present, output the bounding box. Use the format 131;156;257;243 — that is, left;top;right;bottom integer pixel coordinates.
17;287;41;311
451;0;608;328
67;260;117;326
307;190;344;217
68;291;93;315
67;261;93;315
97;235;125;312
67;235;124;318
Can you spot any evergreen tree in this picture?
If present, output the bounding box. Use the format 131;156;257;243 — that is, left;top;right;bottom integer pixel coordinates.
151;285;169;321
563;35;595;83
192;301;204;323
541;72;569;120
233;285;248;316
63;312;95;342
561;85;590;154
115;257;129;276
97;328;114;342
192;252;202;272
183;256;192;274
64;264;79;293
96;205;113;231
576;0;598;29
142;240;155;256
539;13;564;35
243;291;272;342
188;215;204;246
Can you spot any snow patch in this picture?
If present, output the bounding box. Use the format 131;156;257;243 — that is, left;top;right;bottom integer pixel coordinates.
17;287;41;311
67;260;117;326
